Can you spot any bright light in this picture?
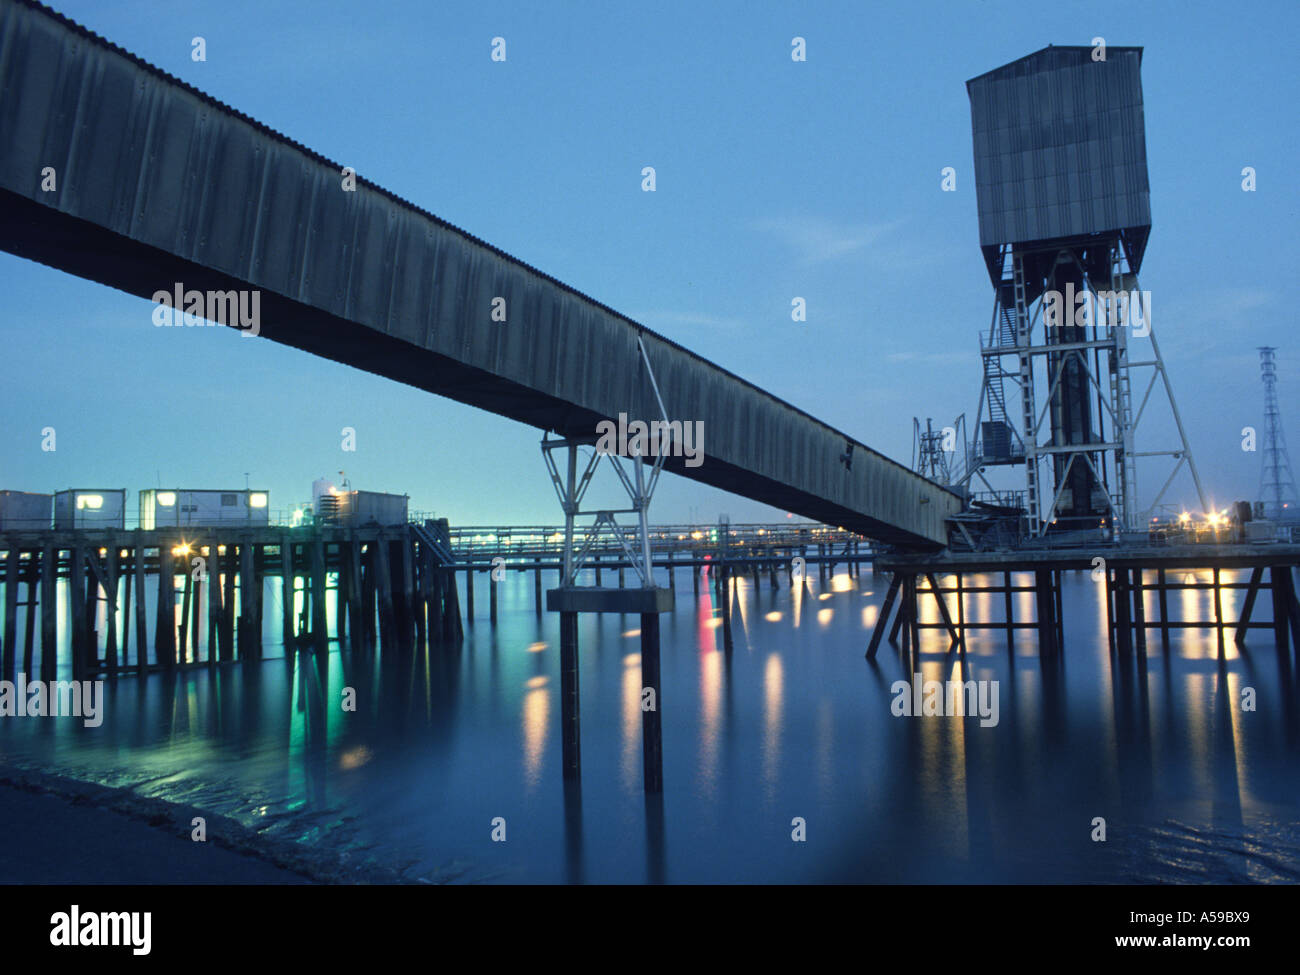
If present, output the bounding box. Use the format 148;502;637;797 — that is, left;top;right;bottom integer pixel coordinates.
1178;512;1191;524
691;531;703;540
76;494;104;510
157;492;176;506
171;542;191;557
249;492;268;508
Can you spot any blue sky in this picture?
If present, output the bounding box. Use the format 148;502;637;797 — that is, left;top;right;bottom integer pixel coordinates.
2;0;1296;526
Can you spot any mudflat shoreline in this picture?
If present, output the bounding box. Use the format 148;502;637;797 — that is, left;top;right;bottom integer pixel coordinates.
0;764;421;885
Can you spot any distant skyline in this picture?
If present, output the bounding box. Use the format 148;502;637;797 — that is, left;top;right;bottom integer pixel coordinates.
2;0;1296;526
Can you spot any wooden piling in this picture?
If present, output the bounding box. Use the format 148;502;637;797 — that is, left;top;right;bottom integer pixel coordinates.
1132;568;1146;654
105;540;119;673
39;546;56;680
23;553;37;676
1272;565;1290;654
221;543;236;661
400;533;416;646
1114;569;1132;656
1158;568;1170;648
361;542;377;649
560;610;580;779
311;535;328;652
178;564;193;665
156;544;176;668
342;539;359;646
280;537;294;652
69;546;86;678
121;551;134;671
133;540;147;667
1003;571;1015;653
190;551;203;663
373;533;395;649
3;547;17;678
1213;566;1225;658
534;558;542;614
866;573;901;660
641;611;663;793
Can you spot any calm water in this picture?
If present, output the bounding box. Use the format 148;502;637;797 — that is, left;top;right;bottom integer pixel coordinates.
2;565;1298;883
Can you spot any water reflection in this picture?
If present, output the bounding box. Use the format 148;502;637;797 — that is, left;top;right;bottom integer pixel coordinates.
1;567;1297;883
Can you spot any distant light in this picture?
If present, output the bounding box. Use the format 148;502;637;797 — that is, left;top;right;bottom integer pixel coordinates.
249;492;268;508
765;611;783;622
157;491;176;506
77;494;104;510
171;542;191;557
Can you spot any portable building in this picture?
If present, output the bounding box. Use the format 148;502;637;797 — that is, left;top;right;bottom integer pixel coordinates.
315;487;408;527
0;490;53;530
139;488;270;529
54;489;127;530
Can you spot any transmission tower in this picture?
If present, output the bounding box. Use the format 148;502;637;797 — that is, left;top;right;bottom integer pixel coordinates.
1258;347;1298;520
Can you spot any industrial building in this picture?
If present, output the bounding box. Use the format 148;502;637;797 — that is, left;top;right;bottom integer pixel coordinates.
959;45;1203;539
0;490;52;530
312;479;408;527
139;488;270;529
53;489;126;530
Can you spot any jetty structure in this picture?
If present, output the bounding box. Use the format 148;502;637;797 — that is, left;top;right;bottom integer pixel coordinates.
0;4;1295;795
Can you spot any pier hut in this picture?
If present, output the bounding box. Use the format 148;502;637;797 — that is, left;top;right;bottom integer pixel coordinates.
138;488;270;529
315;486;408;527
0;491;51;530
53;489;125;530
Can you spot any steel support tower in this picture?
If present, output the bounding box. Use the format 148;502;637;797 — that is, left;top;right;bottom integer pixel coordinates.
965;46;1206;537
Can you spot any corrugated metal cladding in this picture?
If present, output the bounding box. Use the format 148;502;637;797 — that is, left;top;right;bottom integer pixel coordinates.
0;0;961;548
967;46;1151;252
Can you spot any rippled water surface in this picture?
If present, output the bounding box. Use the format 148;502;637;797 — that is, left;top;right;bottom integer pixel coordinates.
2;565;1298;883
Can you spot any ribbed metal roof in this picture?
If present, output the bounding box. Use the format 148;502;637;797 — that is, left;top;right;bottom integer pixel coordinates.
967;45;1151;282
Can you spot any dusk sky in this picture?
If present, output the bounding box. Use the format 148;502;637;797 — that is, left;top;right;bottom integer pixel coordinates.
2;0;1296;527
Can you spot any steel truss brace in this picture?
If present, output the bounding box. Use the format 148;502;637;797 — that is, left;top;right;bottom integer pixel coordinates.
541;335;674;590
